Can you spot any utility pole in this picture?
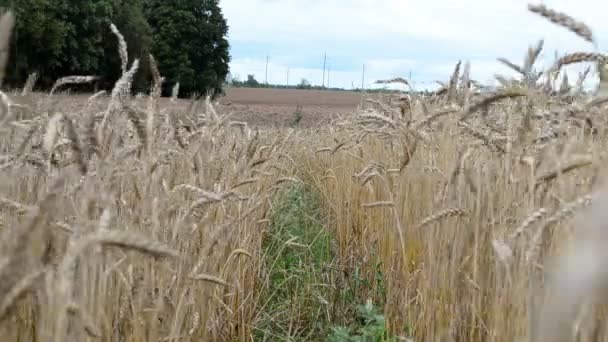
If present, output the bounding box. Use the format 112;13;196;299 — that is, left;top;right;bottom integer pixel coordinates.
361;64;366;91
286;67;290;86
265;55;269;85
322;52;327;88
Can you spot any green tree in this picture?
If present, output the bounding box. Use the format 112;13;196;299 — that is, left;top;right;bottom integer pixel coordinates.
1;0;70;87
101;0;153;92
56;0;113;79
144;0;230;98
1;0;152;90
245;74;258;87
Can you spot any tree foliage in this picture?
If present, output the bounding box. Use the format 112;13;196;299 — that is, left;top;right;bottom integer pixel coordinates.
0;0;230;96
145;0;230;98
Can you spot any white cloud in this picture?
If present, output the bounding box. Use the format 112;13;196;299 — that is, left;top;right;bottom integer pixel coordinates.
220;0;608;90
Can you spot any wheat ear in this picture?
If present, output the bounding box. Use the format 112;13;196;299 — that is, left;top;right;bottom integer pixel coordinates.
528;3;595;44
416;208;467;228
552;52;606;72
50;76;98;96
110;23;128;74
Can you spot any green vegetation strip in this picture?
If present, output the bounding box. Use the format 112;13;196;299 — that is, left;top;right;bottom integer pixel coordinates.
256;182;395;341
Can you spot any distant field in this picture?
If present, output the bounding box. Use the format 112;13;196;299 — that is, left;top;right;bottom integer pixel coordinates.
22;88;366;128
217;87;365;127
220;87;364;107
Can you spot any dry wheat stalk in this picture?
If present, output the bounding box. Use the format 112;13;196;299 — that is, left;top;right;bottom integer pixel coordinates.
510;208;548;241
458;122;506;153
375;77;409;86
524;39;544;75
66;302;101;338
110;23;128;74
83;110;99;160
552;52;606;72
61;231;177;276
535;156;593;186
361;201;395;208
125;106;148;148
416;208;466;228
460;61;471;110
0;197;34;214
526;195;593;264
189;311;201;336
43;113;62;157
189;273;231;287
21;72;39;96
0;268;45;322
498;58;525;75
447;61;462;101
149;54;164;100
62;115;87;174
107;58;140;113
171;82;180;101
461;88;527;120
528;3;595;44
415;108;457;129
50;76;98;96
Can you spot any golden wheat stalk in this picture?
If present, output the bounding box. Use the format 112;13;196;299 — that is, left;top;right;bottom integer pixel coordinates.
497;58;525;75
107;59;140;112
149;54;164;100
66;302;101;338
524;39;544;75
361;201;395;209
551;52;606;72
21;72;39;96
528;3;595;44
460;61;472;109
447;60;462;101
535;156;593;186
125;106;148;148
458;122;506;153
375;77;410;86
510;208;548;241
171;82;180;102
189;273;231;287
110;23;128;74
83;110;99;160
526;195;593;264
49;76;99;96
416;208;467;228
461;88;528;120
43;113;62;157
61;231;177;277
0;268;45;322
63;115;87;174
415;108;457;129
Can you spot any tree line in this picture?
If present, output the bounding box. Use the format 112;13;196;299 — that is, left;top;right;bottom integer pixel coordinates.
0;0;231;98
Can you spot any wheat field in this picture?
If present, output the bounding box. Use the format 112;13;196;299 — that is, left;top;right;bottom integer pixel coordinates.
3;4;608;342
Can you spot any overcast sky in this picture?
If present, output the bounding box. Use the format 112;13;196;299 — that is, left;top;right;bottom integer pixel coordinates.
219;0;608;91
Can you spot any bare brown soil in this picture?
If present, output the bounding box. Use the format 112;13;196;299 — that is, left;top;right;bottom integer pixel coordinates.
216;88;364;127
